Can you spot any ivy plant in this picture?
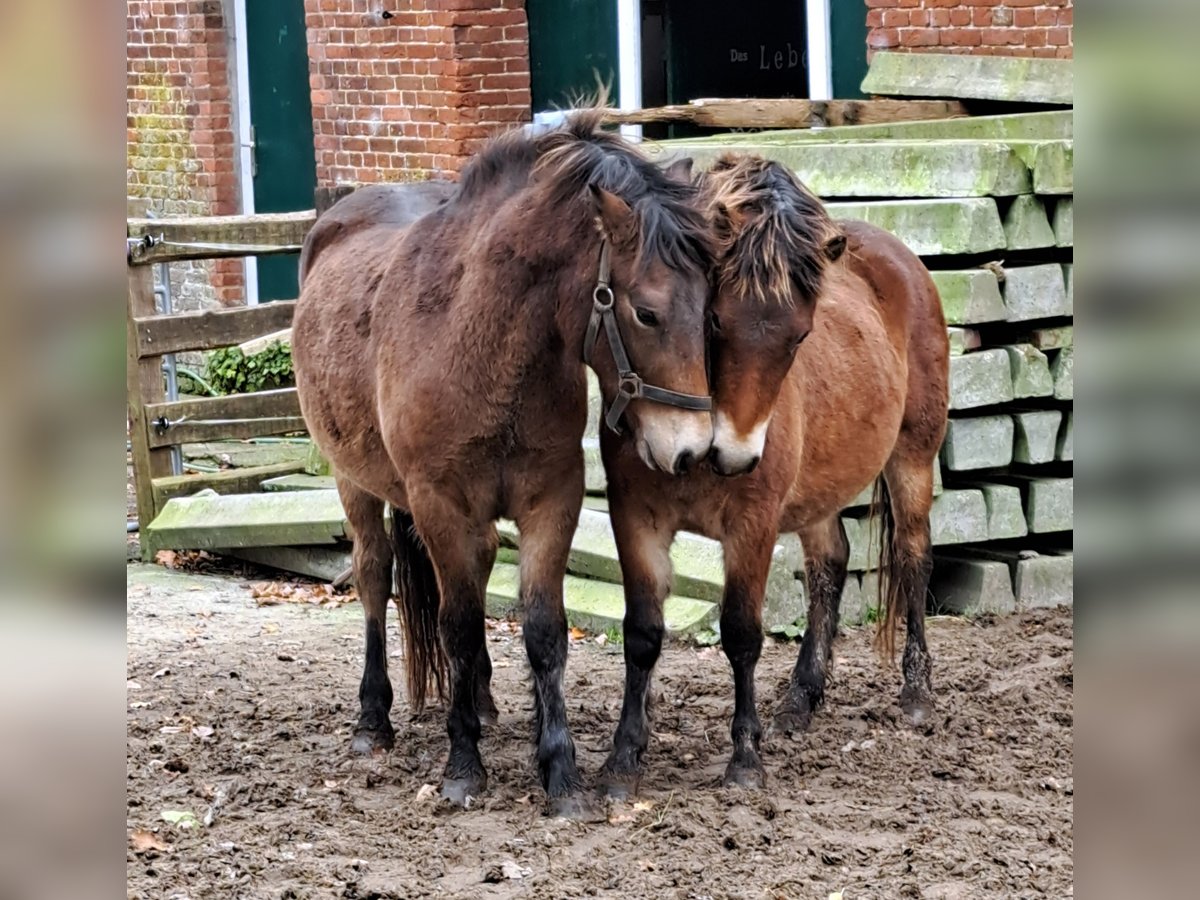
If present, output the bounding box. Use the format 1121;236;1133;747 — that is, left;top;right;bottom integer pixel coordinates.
206;341;294;395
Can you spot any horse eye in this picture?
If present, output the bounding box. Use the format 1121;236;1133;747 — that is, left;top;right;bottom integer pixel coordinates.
635;307;659;327
709;312;723;334
790;331;810;352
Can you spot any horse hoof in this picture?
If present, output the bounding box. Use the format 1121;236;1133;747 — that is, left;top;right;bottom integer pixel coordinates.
900;691;935;729
548;794;606;822
722;762;766;790
768;708;812;739
350;728;394;755
441;774;487;809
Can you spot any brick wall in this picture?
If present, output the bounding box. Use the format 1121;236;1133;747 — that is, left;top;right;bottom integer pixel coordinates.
126;0;243;308
867;0;1073;59
304;0;532;186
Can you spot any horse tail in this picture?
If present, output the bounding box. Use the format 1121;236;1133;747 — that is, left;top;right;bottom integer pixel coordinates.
391;507;446;712
870;475;904;662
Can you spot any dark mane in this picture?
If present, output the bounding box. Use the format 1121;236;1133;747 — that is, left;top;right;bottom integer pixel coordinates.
453;108;712;274
704;153;839;305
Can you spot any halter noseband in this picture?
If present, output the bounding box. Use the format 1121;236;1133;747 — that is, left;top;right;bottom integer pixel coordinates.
582;240;713;434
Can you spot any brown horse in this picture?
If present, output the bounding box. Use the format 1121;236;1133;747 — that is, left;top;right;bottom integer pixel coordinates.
598;154;949;795
292;111;715;813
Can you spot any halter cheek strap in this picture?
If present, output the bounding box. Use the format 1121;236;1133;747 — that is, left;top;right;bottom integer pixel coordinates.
583;240;713;434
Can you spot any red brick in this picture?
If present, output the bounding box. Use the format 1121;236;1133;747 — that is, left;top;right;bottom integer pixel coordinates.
941;28;983;47
900;28;939;47
867;28;901;49
881;9;909;26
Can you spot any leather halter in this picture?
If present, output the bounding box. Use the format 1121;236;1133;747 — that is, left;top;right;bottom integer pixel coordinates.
582;240;713;434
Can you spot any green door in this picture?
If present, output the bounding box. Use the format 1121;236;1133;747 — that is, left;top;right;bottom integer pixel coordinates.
831;1;869;99
662;0;807;138
247;0;316;301
527;0;619;111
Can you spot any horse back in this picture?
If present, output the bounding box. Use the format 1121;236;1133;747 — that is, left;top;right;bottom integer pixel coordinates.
298;181;457;286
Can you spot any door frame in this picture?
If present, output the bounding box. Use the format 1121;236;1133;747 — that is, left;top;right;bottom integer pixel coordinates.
611;0;835;124
805;0;833;100
232;0;259;305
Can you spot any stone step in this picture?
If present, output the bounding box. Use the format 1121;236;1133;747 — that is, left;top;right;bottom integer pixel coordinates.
1024;325;1073;351
261;473;337;492
1027;140;1073;195
664;111;1073;146
145;489;348;556
976;482;1029;541
1002;195;1057;250
860;51;1073;105
1056;412;1074;462
947;327;982;356
1053;198;1073;247
1002;264;1070;322
949;349;1015;410
1020;476;1074;534
229;544;352;582
828;198;1006;256
942;414;1014;471
1013;410;1064;465
1005;344;1055;399
930;554;1017;616
1051;347;1074;400
667;139;1033;198
959;548;1073;609
484;563;718;638
843;487;989;571
932;269;1007;325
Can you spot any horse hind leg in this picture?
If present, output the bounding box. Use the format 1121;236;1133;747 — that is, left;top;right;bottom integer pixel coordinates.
771;516;849;737
337;478;396;754
878;453;937;727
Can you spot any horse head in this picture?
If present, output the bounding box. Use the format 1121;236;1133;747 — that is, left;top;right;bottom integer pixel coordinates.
700;154;845;476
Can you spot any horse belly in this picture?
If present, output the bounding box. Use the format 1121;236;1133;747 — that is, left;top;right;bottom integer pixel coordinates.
293;239;409;507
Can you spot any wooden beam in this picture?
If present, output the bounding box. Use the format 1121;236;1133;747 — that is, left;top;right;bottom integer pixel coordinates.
602;98;968;129
145;388;305;448
127;210;316;265
134;300;296;358
151;460;307;508
127;265;173;549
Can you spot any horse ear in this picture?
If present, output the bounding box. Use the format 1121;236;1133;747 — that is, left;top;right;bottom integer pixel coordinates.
664;157;694;182
589;184;638;248
824;233;847;262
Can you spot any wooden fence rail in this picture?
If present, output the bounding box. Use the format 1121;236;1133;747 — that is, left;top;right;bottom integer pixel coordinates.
127;211;317;553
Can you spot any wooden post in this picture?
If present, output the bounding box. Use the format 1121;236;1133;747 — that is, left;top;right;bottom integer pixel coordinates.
127;264;172;556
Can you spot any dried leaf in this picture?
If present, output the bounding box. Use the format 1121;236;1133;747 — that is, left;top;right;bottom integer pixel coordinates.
151;667;170;679
568;627;586;641
595;633;608;647
191;725;214;739
130;830;171;854
154;550;178;568
632;800;654;812
414;783;438;804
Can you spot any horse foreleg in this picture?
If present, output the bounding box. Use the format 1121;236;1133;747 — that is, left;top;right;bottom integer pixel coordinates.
773;516;849;736
515;480;591;816
720;525;775;789
598;498;673;800
337;479;396;754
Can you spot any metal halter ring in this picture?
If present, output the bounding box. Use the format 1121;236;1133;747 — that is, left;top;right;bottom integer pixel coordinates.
618;373;643;398
592;284;614;310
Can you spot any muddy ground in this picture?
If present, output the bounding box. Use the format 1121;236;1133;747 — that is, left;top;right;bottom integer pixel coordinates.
127;563;1073;899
